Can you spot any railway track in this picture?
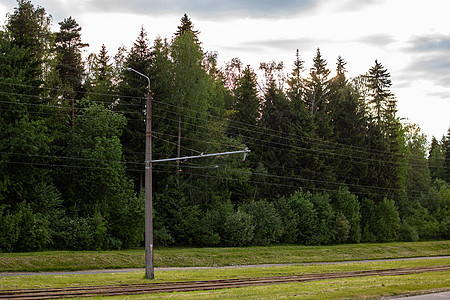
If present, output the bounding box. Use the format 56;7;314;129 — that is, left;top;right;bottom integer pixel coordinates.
1;265;449;299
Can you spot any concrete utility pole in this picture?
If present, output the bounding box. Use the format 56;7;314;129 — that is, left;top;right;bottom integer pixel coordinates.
127;67;154;279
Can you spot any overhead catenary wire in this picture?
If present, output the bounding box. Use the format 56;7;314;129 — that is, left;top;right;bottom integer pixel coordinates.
2;150;438;202
151;167;432;201
2;157;433;202
1;100;445;172
1;97;445;170
1;79;442;162
1;81;447;176
153;161;427;195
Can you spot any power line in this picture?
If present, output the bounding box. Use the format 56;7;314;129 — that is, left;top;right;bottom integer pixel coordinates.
1;98;445;170
152;167;433;201
2;79;441;162
1;85;446;170
154;162;426;195
1;84;443;162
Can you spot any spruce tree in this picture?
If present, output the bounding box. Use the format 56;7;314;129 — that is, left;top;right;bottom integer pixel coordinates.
86;44;116;105
285;50;318;189
116;27;152;193
441;128;450;183
365;60;394;126
335;55;347;87
5;0;52;105
304;48;333;143
175;14;200;42
55;17;88;92
328;56;369;193
305;48;331;119
256;61;300;197
428;136;446;181
229;66;261;136
404;124;431;202
0;1;57;251
364;61;407;210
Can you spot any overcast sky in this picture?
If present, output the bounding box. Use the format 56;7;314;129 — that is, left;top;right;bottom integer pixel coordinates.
1;0;449;141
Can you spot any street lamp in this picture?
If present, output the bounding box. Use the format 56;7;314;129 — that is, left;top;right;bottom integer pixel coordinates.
126;67;154;279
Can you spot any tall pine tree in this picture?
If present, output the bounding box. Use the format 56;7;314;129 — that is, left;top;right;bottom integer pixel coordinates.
116;27;152;193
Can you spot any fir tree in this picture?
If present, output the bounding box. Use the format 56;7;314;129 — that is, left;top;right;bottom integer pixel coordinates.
304;48;332;137
229;65;261;135
5;0;52;103
335;55;347;87
55;17;89;91
116;27;152;192
365;60;394;126
428;136;446;181
175;14;200;43
445;128;450;183
86;44;115;105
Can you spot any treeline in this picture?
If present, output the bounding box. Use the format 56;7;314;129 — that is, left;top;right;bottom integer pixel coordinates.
0;0;449;252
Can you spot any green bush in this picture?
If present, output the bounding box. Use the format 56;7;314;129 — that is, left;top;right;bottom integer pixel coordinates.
398;221;419;242
289;190;318;245
274;195;299;244
333;187;361;243
311;193;335;245
441;216;450;239
14;202;50;252
375;198;400;242
222;210;254;247
0;205;20;252
201;201;235;246
334;211;350;244
104;236;123;250
110;193;145;249
154;226;175;247
92;212;107;250
172;203;205;246
361;198;377;242
242;200;282;246
63;217;94;250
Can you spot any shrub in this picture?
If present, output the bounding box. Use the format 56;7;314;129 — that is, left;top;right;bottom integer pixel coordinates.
289;190;318;245
110;193;145;249
274;195;299;244
173;205;202;245
63;217;94;250
311;193;335;245
201;201;235;246
92;212;107;250
0;205;20;252
104;236;123;250
333;187;361;243
375;198;400;242
222;210;254;247
14;202;50;252
334;211;350;244
361;198;377;242
154;226;175;247
398;221;419;242
242;200;282;246
441;216;450;239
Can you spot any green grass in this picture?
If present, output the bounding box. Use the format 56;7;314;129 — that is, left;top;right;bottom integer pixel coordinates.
0;241;449;272
1;259;449;300
1;258;449;290
102;272;449;299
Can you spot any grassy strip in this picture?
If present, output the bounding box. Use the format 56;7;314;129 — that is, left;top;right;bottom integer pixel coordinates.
106;272;450;299
0;241;449;272
1;258;449;290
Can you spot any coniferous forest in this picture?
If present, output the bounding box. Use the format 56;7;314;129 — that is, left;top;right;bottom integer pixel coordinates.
1;1;449;252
